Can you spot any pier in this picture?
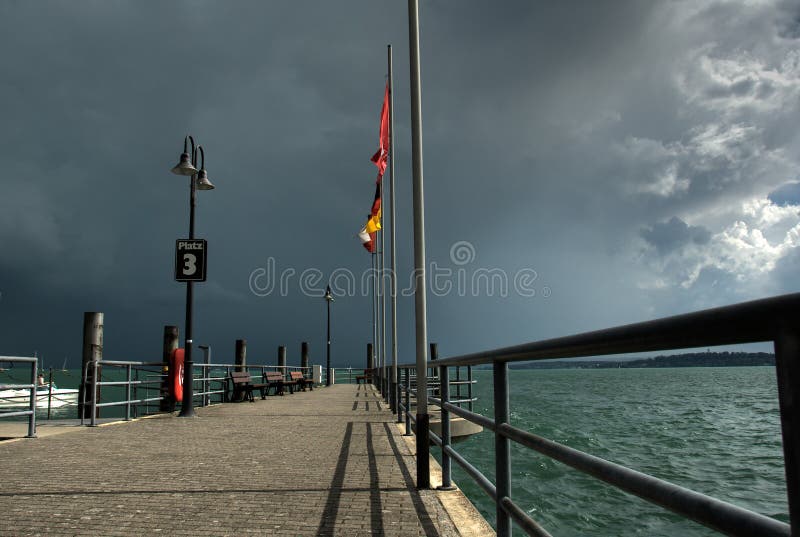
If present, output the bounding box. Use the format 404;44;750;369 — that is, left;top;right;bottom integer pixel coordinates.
0;383;492;537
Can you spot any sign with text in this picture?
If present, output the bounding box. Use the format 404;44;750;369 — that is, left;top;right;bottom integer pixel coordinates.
175;239;207;282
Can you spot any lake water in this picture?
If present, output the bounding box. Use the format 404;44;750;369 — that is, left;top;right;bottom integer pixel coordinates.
445;367;787;536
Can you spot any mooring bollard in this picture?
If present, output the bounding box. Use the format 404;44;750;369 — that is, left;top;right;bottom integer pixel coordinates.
278;345;286;378
80;312;103;420
235;339;246;372
301;342;309;379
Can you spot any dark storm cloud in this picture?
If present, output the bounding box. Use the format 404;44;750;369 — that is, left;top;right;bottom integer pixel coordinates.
640;217;712;256
0;1;797;366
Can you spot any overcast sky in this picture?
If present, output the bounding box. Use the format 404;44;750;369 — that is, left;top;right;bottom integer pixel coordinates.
1;0;798;369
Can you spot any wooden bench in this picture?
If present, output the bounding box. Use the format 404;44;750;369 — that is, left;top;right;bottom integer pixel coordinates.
229;371;269;402
263;371;292;396
356;369;375;385
289;371;314;391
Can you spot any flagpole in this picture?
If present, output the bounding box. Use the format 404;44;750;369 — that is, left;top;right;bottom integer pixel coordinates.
380;180;387;401
376;218;383;392
388;43;399;415
408;0;430;489
371;248;376;384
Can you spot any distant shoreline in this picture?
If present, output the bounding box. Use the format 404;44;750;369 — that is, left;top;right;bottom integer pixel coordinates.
484;352;776;370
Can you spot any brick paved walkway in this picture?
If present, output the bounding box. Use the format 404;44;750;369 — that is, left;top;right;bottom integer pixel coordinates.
0;384;492;536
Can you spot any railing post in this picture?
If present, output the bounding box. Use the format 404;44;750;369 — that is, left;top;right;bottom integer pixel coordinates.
494;360;511;536
90;360;98;427
467;365;474;412
46;367;53;420
774;321;800;534
397;368;404;424
125;364;132;421
201;345;211;407
27;357;37;438
455;365;462;408
438;364;456;490
404;368;412;435
134;367;140;418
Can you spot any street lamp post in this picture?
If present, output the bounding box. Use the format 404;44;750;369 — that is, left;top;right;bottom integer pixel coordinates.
171;135;215;418
324;285;334;387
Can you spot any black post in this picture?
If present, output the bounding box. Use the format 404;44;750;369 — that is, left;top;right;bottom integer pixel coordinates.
301;341;309;377
235;339;246;372
179;166;197;418
278;345;287;375
230;340;247;402
80;312;103;420
775;321;800;534
326;295;332;386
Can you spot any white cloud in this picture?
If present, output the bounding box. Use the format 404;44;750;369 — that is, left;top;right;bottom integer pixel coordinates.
742;197;800;226
639;196;800;290
678;47;800;117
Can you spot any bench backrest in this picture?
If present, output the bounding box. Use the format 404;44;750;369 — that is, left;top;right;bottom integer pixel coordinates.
231;371;252;384
264;372;284;382
289;371;305;381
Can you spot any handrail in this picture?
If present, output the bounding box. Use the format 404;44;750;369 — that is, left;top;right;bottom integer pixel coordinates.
429;292;800;367
0;356;38;438
80;359;318;424
397;292;799;536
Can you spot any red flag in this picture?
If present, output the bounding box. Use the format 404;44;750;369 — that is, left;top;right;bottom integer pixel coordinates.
370;84;390;177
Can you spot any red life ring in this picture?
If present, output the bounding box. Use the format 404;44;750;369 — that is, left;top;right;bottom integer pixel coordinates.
170;348;185;402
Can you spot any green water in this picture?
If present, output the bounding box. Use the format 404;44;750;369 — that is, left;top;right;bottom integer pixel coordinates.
446;367;787;536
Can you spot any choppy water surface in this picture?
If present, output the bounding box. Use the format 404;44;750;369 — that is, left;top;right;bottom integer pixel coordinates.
447;367;786;536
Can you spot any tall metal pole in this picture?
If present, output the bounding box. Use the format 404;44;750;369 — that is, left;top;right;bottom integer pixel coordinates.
380;196;387;399
179;143;197;418
326;292;332;387
371;250;377;386
408;0;430;489
388;44;399;414
376;222;383;395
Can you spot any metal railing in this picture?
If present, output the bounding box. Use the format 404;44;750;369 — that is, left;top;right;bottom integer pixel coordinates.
80;360;316;425
329;368;367;384
0;356;38;438
80;360;165;426
396;364;477;427
398;292;800;537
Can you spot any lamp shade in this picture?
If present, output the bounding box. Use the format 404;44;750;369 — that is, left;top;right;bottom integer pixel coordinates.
196;169;215;190
171;152;198;176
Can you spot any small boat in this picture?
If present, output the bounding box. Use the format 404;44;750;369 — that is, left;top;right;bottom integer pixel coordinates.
0;384;79;409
